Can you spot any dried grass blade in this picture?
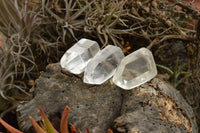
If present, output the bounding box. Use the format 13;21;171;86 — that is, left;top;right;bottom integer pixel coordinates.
1;1;21;30
70;0;94;21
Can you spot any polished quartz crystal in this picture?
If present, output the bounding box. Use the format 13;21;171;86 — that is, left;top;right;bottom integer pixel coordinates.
113;47;157;90
84;45;124;84
60;38;100;74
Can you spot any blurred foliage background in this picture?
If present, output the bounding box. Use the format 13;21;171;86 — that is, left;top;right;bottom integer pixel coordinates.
0;0;199;132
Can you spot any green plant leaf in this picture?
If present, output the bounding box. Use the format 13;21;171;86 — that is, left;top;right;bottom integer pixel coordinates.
60;106;70;133
29;116;46;133
176;72;192;88
177;62;190;74
39;120;47;132
0;118;23;133
39;106;58;133
156;64;174;76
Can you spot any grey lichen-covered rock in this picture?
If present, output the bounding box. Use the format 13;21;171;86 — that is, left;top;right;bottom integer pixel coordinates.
17;63;198;133
17;63;123;133
114;78;198;133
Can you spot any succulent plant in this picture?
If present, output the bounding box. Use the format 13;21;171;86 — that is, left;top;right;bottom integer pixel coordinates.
0;41;31;115
157;57;192;88
0;106;113;133
0;0;41;79
0;0;39;38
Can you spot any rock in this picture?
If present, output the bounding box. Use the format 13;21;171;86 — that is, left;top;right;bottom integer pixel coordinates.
17;63;123;133
114;78;198;133
17;63;198;133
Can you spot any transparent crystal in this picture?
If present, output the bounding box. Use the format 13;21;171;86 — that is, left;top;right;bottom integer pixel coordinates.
84;45;124;84
113;47;157;90
60;38;100;74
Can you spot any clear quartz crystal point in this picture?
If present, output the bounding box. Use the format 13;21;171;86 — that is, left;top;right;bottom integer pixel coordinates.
113;47;157;90
84;45;124;84
60;38;100;74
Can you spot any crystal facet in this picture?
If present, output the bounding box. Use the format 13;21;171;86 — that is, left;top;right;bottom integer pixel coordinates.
113;47;157;90
60;38;100;74
84;45;124;84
